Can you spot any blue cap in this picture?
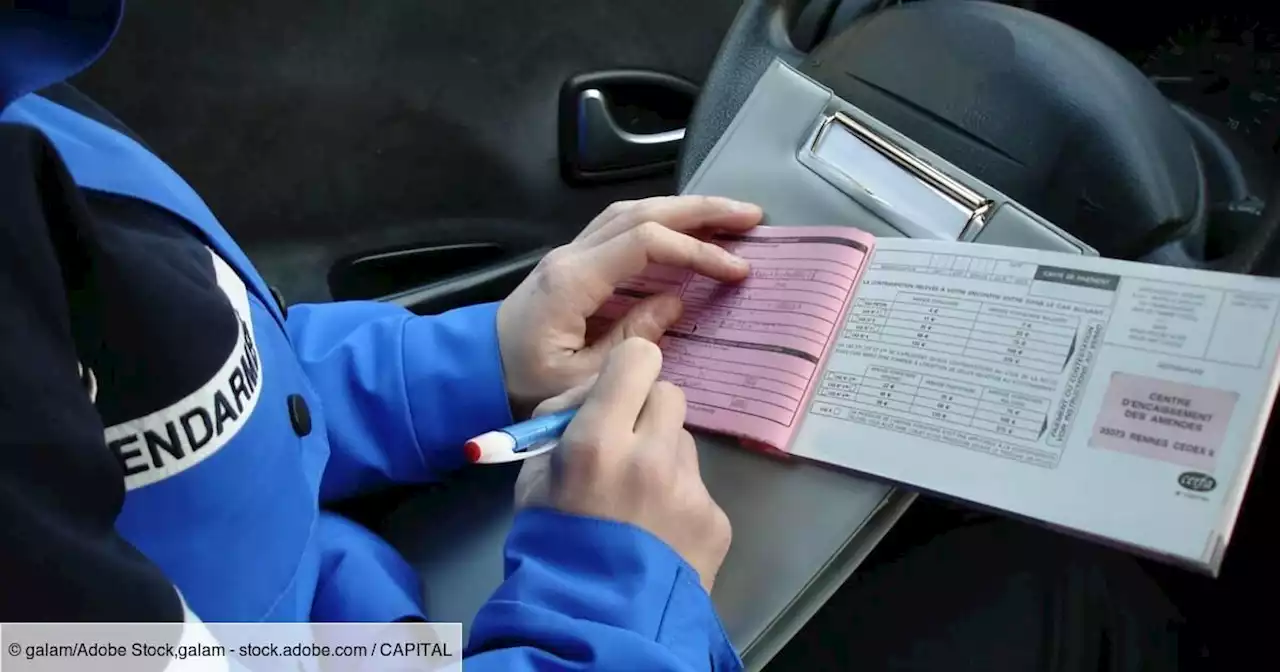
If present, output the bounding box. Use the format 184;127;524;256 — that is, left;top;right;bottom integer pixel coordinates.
1;1;124;110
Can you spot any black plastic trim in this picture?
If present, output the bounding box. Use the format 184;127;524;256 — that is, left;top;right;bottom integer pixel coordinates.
384;247;551;315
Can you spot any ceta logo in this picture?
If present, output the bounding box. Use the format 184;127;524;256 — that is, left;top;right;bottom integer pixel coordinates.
1177;472;1217;492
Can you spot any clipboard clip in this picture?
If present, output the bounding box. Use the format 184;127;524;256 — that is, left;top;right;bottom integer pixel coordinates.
809;111;995;241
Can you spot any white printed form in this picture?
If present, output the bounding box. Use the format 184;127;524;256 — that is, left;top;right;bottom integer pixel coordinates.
792;238;1280;566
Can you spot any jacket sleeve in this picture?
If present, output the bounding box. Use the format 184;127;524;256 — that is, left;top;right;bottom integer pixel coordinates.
465;509;744;672
0;121;192;627
0;124;257;672
284;300;514;502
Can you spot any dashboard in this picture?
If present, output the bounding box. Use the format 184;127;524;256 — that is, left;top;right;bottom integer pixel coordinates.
1026;2;1280;160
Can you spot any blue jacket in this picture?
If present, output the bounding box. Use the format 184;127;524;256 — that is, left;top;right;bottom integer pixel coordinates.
0;2;738;669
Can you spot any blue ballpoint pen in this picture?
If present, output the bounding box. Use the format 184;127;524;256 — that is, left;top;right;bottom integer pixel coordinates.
464;407;579;465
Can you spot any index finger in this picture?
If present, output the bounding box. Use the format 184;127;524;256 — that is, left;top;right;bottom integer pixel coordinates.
570;338;664;441
580;195;762;245
584;221;751;290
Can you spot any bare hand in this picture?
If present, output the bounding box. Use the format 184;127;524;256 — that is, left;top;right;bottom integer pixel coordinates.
497;195;762;415
514;338;732;593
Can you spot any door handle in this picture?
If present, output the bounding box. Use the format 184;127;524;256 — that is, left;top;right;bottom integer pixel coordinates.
559;70;699;184
576;88;686;172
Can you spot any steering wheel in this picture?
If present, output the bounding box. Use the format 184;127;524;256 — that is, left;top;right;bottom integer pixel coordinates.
678;0;1280;276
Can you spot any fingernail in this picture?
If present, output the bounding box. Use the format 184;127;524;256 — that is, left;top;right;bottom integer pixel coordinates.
730;201;762;214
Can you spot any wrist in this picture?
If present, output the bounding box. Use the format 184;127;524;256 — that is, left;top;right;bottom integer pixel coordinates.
495;300;531;418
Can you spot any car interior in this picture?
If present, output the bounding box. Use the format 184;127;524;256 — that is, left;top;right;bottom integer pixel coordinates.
71;0;1277;667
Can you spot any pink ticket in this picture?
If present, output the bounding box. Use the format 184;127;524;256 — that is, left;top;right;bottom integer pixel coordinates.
594;226;877;450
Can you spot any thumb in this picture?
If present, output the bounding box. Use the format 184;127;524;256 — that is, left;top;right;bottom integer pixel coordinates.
588;293;682;360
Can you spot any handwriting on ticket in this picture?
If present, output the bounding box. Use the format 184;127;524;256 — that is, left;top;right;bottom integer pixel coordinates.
1089;372;1237;471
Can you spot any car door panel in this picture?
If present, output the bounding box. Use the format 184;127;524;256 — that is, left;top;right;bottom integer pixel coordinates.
73;0;743;303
